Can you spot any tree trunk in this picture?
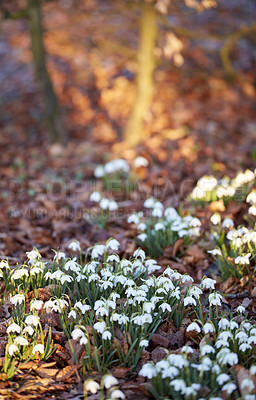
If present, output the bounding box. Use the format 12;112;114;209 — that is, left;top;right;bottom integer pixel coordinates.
124;1;157;146
27;0;67;144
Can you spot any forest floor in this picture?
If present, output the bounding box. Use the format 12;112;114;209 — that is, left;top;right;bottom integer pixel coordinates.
0;0;256;399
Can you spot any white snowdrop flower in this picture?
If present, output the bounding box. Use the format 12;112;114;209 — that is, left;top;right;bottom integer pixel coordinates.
103;374;118;389
30;266;43;275
118;315;130;325
106;239;120;251
137;233;147;242
203;322;214;334
243;395;256;400
250;328;256;335
209;292;222;306
222;382;236;394
127;214;140;224
187;322;201;333
94;165;105;178
184;296;197;307
107;255;120;263
178;229;188;238
168;354;189;368
14;336;29;346
8;344;19;356
189;217;201;228
154;222;165;231
91;245;105;259
68;240;81;252
152;207;163;218
207;249;221;257
242;322;252;331
250;365;256;375
165;207;179;220
25;315;40;326
64;258;80;272
159;303;172;312
181;275;194;283
222;352;238;366
12;268;29;280
235;253;251;265
61;274;74;285
23;326;34;335
133;249;146;260
26;249;41;261
102;330;112;340
170;379;186;393
197;175;218;191
139;339;149;347
137;222;147;231
94;321;106;334
144;198;155;209
53;251;66;262
155;359;169;371
99;198;109;210
188;286;202;299
248;205;256;215
230;320;239;330
110;389;125;399
139;363;157;379
210;213;221;225
162;366;179;379
52;298;68;313
181;346;194;354
84;379;100;394
32;344;44;355
0;260;9;269
222;218;234;228
201;345;215;356
7;323;21;334
248;336;256;345
218;331;233;341
72;328;84;340
216;373;230;385
30;300;43;311
246;190;256;204
109;200;118;211
143;302;155;313
68;310;76;319
239;343;252;352
90;191;101;202
96;307;109;317
236;305;246;314
212;365;221;374
79;336;88;346
215;339;229;349
133;156;148;168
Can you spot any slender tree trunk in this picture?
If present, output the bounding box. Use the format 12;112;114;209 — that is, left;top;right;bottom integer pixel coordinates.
27;0;67;144
124;1;157;146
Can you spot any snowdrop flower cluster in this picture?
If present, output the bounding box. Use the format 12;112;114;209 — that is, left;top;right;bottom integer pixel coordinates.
90;191;119;211
5;303;53;363
190;169;255;203
140;316;256;399
208;220;256;279
0;249;46;295
94;158;130;178
128;199;201;257
37;240;217;371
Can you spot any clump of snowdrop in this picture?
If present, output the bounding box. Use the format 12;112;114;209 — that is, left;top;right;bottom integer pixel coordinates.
208;221;256;280
140;315;256;399
127;199;201;257
189;169;255;205
89;190;119;228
